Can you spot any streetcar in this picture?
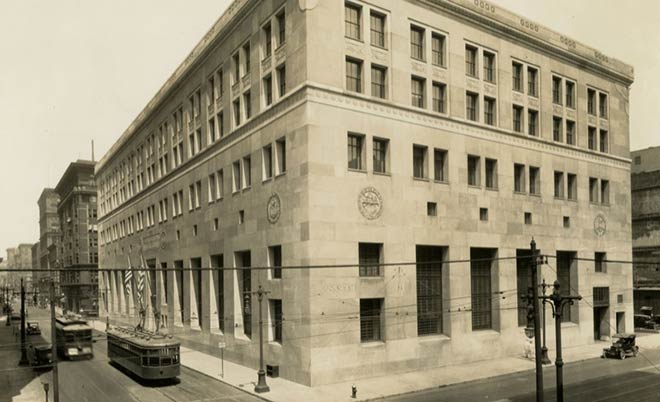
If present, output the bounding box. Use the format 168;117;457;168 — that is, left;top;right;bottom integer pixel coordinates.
106;326;180;380
55;314;94;359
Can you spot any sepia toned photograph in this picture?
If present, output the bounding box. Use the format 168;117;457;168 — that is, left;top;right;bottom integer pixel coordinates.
0;1;658;401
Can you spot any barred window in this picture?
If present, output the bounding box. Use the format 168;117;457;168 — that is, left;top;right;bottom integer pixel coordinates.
417;246;444;336
557;251;576;323
270;299;283;342
471;248;495;330
516;250;532;326
360;299;383;342
359;243;381;277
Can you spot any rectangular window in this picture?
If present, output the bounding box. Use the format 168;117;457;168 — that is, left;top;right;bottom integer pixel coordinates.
410;25;425;61
434;149;447;182
243;156;251;187
588;88;597;115
263;23;272;58
263;145;273;180
347;133;364;170
371;65;387;99
471;248;495;330
528;109;538;136
483;51;496;82
601;179;610;205
264;75;273;106
432;82;446;113
411;76;425;108
208;173;217;203
599;93;608;118
413;145;428;179
270;299;283;343
529;166;540;195
512;62;523;92
217;169;224;199
217;111;224;138
567;173;577;201
566;120;575;145
277;65;286;96
370;12;385;48
432;33;446;66
527;67;538;97
557;251;576;323
243;42;251;76
600;130;609;153
276;137;286;174
552;76;562;104
233;161;242;192
360;298;383;342
237;251;252;337
468;155;480;186
346;58;362;93
588;127;597;150
233;98;241;126
484;97;496;126
244;91;252;119
465;45;478;77
565;81;575;108
210;255;223;330
485;158;497;189
466;92;478;121
514;163;525;193
595;252;606;273
359;243;382;277
553;117;563;142
554;171;564;198
373;138;388;174
270;245;282;279
589;177;599;203
277;10;286;46
516;249;532;326
209;117;216;143
513;105;524;133
345;3;361;40
416;246;444;336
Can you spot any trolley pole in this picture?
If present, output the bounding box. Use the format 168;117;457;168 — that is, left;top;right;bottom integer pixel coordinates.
254;286;270;393
19;278;28;365
530;239;543;402
542;281;582;402
50;280;59;402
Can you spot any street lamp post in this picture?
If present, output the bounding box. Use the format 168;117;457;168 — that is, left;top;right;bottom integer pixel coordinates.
529;239;543;402
19;278;28;366
254;286;270;393
542;280;582;402
540;279;551;365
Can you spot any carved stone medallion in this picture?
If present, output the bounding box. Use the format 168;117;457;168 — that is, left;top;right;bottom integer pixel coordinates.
594;213;607;237
358;187;383;220
267;193;281;224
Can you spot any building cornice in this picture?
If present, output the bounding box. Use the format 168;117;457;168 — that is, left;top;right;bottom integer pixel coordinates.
419;0;634;86
96;0;256;175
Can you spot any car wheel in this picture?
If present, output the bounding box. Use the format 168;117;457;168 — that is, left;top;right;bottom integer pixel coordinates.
619;350;626;360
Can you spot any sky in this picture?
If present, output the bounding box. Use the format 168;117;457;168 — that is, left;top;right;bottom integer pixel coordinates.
0;0;658;256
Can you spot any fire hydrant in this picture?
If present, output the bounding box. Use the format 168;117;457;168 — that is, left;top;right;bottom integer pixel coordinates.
351;384;357;399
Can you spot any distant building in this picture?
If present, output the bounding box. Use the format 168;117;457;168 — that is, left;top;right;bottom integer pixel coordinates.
632;147;660;313
36;189;61;296
5;245;33;291
54;160;99;314
31;242;39;290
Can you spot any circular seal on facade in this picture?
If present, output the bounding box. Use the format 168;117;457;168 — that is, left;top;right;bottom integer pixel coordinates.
358;187;383;220
267;193;281;224
594;213;607;237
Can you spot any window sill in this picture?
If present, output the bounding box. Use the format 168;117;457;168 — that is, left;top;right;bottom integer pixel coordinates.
432;63;447;70
262;177;273;184
345;36;364;43
371;44;388;51
554;196;565;201
472;329;500;336
485;186;498;192
468;185;481;189
268;341;283;347
411;57;426;63
514;191;527;196
348;168;367;174
530;193;541;198
413;177;430;182
275;171;287;179
434;180;449;185
373;171;391;177
418;334;450;343
601;203;611;207
360;341;385;348
359;275;384;280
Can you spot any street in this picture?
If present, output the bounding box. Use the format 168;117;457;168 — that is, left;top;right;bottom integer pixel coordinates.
0;307;261;402
382;345;660;402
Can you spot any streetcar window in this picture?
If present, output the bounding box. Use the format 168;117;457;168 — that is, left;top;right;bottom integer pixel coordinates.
149;357;159;366
161;357;172;366
142;357;148;366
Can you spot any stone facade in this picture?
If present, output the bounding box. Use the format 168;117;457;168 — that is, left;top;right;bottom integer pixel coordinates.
35;189;61;298
97;0;634;386
632;147;660;313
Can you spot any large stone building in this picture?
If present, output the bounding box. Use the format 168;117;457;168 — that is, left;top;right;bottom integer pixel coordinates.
97;0;634;386
55;160;99;314
632;147;660;312
35;189;61;297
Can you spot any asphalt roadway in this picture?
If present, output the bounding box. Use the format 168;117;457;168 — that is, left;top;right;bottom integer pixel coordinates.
0;306;261;402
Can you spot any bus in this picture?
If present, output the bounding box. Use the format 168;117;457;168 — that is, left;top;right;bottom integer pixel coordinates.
106;326;180;380
55;314;94;359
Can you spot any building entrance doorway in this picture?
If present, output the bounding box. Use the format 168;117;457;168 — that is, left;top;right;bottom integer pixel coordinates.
593;307;609;340
616;312;625;334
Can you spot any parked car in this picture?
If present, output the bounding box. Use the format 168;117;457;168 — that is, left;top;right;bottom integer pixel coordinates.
634;314;657;330
26;322;41;335
602;333;639;360
27;343;52;369
640;307;660;325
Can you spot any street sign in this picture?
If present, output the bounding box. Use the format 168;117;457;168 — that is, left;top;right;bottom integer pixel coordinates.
218;342;226;348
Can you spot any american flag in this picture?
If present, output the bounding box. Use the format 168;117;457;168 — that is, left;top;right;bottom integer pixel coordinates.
124;255;133;295
136;271;145;306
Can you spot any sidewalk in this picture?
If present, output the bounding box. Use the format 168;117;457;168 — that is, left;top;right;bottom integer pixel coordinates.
89;319;660;402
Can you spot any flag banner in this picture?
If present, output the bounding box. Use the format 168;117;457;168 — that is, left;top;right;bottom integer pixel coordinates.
125;255;133;295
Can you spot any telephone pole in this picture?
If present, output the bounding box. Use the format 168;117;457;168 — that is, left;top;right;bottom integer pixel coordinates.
542;280;581;402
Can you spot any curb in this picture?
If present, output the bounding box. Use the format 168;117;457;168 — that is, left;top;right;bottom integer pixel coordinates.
181;362;274;402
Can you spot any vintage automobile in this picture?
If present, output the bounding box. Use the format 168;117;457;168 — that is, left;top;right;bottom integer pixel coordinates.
640;307;660;325
602;334;639;360
26;322;41;335
27;343;52;369
634;314;657;330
